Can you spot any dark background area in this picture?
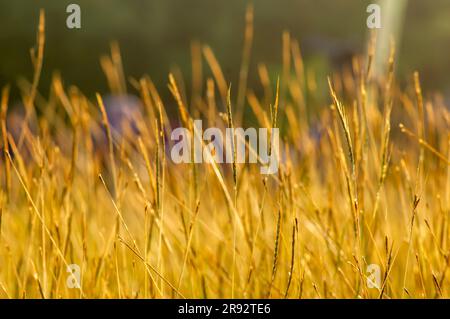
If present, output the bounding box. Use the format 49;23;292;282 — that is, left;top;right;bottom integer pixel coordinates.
1;0;450;102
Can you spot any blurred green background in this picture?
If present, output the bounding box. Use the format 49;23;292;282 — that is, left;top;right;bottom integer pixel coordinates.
1;0;450;100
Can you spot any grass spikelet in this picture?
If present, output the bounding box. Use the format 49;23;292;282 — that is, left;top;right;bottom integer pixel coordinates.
226;85;237;191
168;73;190;129
328;77;355;175
96;93;117;197
268;209;281;297
236;4;254;125
1;85;11;196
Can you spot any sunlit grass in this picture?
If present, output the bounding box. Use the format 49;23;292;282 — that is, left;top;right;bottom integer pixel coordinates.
0;8;449;299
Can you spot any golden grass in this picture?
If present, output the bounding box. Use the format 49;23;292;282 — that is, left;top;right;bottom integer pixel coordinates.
0;9;450;299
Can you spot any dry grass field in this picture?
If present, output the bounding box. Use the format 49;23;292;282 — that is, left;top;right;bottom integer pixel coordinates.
0;8;449;299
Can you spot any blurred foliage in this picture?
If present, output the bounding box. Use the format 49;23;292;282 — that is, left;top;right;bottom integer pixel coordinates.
0;0;450;100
